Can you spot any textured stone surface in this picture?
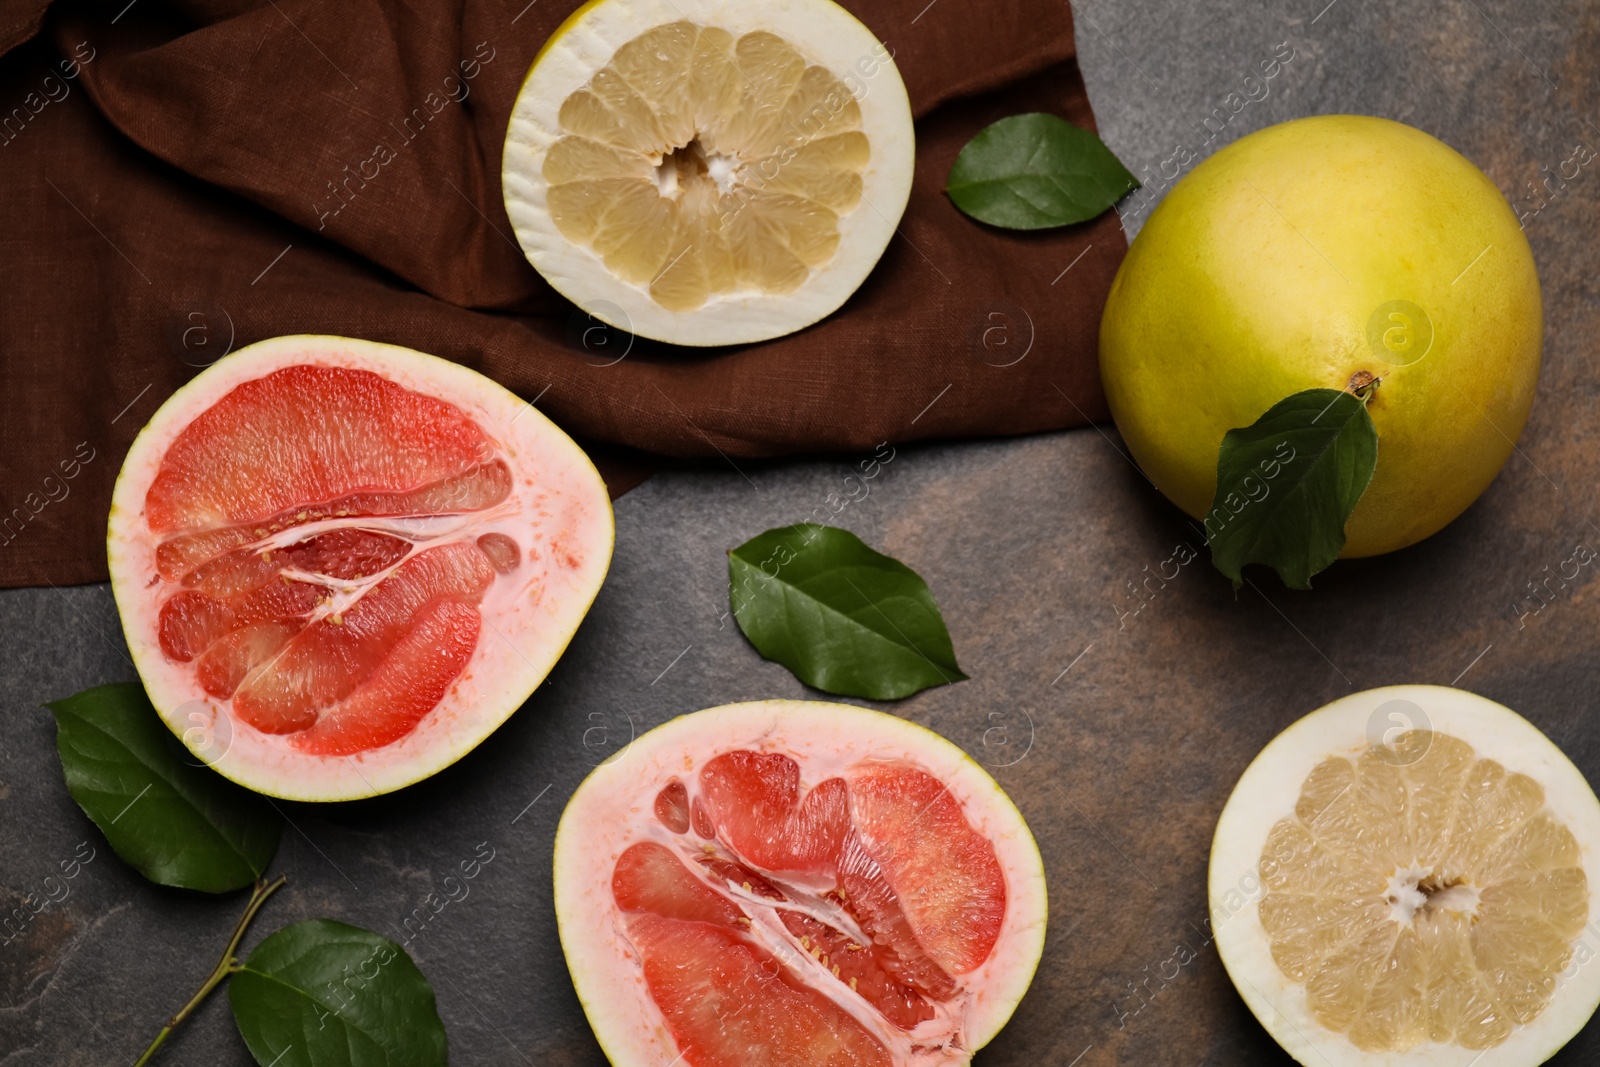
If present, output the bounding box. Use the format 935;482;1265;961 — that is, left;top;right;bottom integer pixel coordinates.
3;0;1598;1064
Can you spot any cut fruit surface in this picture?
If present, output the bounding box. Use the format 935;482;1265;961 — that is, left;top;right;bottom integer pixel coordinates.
1211;685;1600;1067
503;0;914;345
107;336;614;801
554;700;1047;1067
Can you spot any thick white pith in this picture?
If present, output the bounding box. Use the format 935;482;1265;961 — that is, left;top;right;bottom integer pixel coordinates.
106;336;614;801
554;701;1048;1067
502;0;916;346
1210;685;1600;1067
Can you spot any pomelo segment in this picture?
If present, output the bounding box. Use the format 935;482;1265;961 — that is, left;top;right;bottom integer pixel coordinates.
1211;685;1600;1067
554;701;1047;1067
107;336;613;801
503;0;915;346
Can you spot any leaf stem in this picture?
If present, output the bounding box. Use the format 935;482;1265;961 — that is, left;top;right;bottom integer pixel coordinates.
130;875;286;1067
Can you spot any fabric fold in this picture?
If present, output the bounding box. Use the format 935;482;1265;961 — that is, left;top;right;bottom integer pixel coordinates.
0;0;1125;587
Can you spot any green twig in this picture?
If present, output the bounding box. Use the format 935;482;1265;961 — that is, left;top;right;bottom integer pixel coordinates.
130;875;286;1067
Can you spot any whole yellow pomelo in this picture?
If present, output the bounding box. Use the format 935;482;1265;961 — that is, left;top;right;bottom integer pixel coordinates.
1100;115;1541;558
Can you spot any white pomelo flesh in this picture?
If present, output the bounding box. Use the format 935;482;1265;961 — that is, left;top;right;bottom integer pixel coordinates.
503;0;915;345
1211;685;1600;1067
107;336;613;801
554;700;1048;1067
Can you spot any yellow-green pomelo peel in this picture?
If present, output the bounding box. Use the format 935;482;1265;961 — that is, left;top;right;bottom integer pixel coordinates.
1101;116;1541;557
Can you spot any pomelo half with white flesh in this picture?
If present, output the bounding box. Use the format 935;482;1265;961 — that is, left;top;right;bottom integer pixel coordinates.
1211;685;1600;1066
106;336;613;801
553;700;1047;1066
502;0;915;345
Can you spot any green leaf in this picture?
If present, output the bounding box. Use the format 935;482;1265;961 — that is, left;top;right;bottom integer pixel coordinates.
47;682;281;892
1205;388;1379;590
946;112;1138;229
729;525;967;700
230;919;447;1067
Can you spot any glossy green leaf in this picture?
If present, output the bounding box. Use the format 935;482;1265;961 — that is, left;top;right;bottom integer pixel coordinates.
230;919;447;1067
946;112;1138;229
729;525;967;700
48;682;281;892
1206;388;1379;590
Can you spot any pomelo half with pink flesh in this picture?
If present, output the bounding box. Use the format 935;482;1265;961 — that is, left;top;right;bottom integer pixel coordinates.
107;335;613;801
554;700;1048;1067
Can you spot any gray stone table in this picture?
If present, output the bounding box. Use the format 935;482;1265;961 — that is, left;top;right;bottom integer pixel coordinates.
4;0;1598;1064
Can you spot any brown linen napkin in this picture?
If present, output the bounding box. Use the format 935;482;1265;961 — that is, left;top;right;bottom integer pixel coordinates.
0;0;1124;588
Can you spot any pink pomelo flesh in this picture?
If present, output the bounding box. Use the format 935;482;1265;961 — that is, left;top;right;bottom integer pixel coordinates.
554;701;1048;1067
107;336;612;801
